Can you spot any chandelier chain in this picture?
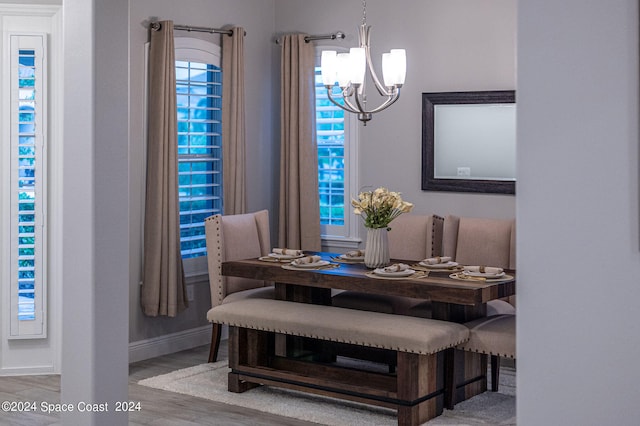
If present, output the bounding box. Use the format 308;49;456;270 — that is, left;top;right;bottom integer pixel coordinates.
362;0;367;25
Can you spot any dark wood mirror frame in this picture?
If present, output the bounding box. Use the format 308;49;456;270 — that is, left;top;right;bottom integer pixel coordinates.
421;90;516;195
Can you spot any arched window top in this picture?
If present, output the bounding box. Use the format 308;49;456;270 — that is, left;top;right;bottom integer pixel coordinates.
175;37;220;66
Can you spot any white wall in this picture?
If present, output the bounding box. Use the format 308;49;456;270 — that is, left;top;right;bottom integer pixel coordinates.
275;0;517;225
61;0;130;424
518;0;640;424
0;3;62;375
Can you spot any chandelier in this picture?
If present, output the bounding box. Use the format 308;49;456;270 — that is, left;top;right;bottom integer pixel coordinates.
320;0;406;125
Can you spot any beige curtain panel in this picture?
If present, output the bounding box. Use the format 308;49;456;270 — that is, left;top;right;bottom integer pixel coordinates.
141;20;188;317
278;34;321;251
222;26;247;215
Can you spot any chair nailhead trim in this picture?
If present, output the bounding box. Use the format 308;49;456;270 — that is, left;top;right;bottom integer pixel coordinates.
458;346;515;359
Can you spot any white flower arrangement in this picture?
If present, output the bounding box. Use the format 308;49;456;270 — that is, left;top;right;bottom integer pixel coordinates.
351;187;414;229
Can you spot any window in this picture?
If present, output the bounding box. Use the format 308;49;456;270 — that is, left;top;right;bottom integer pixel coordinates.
314;48;359;246
174;38;222;268
4;34;47;338
315;67;345;227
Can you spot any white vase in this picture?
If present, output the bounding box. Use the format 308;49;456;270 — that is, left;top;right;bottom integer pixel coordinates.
364;227;391;268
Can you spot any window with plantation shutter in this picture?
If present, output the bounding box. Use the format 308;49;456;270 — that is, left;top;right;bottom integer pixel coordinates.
315;66;346;227
314;49;359;245
174;38;222;268
6;34;47;338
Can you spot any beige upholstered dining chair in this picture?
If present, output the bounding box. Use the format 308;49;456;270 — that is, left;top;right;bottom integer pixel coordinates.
442;215;515;271
404;215;516;318
331;213;444;314
446;313;515;408
444;215;516;315
204;210;273;362
388;213;444;263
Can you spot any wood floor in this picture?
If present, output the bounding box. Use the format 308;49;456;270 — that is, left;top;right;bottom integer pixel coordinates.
0;340;318;426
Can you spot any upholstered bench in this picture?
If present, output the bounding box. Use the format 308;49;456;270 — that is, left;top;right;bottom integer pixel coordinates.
208;298;470;426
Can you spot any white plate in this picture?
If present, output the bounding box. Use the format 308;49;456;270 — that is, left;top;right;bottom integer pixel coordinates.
450;272;513;282
268;252;304;260
373;268;415;277
419;261;459;269
290;260;330;268
340;254;364;261
464;271;505;279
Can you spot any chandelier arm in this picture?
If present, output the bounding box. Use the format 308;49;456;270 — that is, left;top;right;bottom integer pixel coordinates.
348;87;401;116
365;88;401;114
343;85;356;98
325;86;360;114
341;93;364;114
353;87;368;115
364;43;393;97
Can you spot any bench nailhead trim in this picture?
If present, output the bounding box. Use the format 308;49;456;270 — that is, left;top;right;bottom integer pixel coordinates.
213;319;468;355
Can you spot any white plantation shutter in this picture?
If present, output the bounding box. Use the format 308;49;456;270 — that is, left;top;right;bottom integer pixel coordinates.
7;34;47;338
176;59;222;259
315;66;346;229
174;38;223;270
314;53;359;244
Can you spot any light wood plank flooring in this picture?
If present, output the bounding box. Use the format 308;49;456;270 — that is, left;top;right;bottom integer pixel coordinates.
0;340;318;426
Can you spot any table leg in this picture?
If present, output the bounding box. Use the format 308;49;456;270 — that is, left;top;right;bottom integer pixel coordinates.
396;351;441;425
431;301;486;323
274;283;332;359
274;282;331;304
228;326;268;393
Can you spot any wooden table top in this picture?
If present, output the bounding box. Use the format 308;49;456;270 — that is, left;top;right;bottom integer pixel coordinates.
222;252;515;306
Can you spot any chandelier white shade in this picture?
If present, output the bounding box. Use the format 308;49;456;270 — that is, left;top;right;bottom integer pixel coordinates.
382;49;406;87
320;2;406;124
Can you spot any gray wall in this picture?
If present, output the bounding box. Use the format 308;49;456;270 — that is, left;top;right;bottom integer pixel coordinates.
275;0;517;222
518;0;640;424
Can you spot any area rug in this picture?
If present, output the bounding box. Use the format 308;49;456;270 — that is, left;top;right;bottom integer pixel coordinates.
138;361;516;425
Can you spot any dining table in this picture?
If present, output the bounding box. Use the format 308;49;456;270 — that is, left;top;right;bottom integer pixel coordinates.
221;251;516;411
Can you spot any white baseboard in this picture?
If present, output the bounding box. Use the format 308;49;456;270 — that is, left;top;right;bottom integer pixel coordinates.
128;325;213;363
0;365;56;376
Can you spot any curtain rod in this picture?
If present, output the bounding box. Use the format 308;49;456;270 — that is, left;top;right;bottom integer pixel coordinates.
150;21;235;36
275;31;346;45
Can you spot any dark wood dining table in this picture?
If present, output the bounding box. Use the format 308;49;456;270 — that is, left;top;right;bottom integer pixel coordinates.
221;251;516;413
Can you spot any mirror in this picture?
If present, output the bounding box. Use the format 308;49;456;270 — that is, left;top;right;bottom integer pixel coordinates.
421;91;516;194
